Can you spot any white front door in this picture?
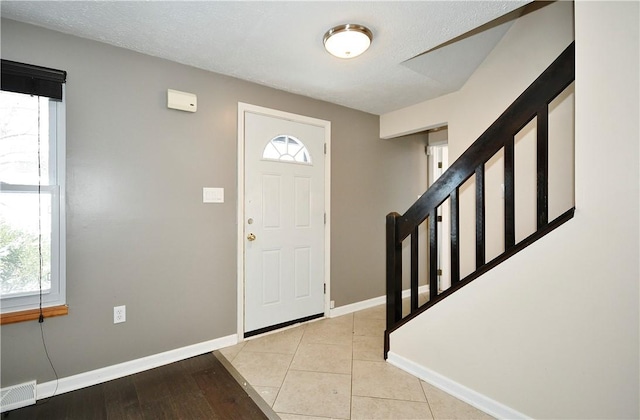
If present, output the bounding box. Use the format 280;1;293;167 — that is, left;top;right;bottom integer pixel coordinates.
243;108;328;335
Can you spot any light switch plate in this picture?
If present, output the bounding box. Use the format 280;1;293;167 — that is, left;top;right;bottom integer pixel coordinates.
203;187;224;203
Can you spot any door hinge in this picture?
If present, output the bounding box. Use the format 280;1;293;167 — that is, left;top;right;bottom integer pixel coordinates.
438;162;443;169
324;212;327;225
437;215;442;222
437;269;443;276
324;283;326;294
324;143;327;155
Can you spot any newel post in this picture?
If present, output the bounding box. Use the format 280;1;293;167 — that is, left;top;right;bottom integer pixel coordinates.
385;212;402;358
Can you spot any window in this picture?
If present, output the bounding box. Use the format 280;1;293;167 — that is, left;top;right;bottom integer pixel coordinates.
263;135;312;164
0;60;66;315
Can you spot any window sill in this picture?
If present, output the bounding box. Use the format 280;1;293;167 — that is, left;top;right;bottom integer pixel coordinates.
0;305;68;325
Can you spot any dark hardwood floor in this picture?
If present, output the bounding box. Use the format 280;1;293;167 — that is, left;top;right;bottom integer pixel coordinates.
2;352;269;420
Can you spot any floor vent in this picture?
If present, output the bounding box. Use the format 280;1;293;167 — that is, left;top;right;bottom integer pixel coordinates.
1;381;37;413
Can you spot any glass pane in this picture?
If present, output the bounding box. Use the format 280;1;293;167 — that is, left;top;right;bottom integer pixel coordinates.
273;139;287;155
287;137;303;157
263;143;280;160
0;91;51;185
0;192;52;297
262;135;312;165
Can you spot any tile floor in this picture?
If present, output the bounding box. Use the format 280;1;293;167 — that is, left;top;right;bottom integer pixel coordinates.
220;299;494;420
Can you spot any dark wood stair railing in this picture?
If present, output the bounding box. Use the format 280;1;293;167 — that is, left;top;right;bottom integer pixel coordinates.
385;41;576;359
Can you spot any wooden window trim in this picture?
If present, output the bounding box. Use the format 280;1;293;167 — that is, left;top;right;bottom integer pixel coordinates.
1;305;68;325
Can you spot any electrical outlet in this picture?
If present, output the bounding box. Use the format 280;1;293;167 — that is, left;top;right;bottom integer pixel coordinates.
114;305;126;324
330;300;335;309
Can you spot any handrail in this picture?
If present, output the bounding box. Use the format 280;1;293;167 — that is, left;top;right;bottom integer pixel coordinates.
385;42;575;358
395;43;574;242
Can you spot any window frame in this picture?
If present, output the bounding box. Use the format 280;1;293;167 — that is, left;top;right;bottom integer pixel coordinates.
0;62;66;316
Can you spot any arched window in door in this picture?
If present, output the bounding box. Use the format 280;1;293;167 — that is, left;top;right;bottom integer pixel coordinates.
262;135;312;164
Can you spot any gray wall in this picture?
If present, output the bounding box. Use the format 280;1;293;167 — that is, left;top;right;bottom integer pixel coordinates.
1;19;426;386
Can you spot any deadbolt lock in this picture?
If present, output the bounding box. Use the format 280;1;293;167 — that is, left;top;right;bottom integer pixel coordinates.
247;233;256;241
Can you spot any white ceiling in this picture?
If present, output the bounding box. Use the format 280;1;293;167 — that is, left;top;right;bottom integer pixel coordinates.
0;1;530;115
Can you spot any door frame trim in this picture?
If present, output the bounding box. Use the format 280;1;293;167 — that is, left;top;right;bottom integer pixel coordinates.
236;102;331;341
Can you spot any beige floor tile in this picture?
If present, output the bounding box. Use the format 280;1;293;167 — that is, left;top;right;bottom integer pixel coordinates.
401;298;416;317
353;304;385;320
307;314;354;332
225;304;492;420
302;329;353;347
218;340;246;362
242;325;305;354
290;342;352;374
421;382;495;420
278;414;338;420
419;292;430;305
230;350;292;388
302;315;354;346
323;313;355;326
253;386;280;407
273;370;352;419
401;292;431;316
352;360;426;402
351;396;433;419
352;335;384;362
353;316;385;337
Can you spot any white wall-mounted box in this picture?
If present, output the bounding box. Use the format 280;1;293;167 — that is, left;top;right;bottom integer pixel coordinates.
167;89;197;112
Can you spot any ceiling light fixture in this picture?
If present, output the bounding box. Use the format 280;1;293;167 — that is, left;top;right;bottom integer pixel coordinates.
323;24;373;59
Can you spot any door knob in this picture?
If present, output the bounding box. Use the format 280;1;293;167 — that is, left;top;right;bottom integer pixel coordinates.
247;233;256;241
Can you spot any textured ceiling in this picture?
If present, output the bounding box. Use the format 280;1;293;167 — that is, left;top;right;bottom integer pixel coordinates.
0;1;530;115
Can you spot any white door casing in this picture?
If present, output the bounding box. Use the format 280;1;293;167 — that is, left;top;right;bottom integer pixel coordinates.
237;103;331;337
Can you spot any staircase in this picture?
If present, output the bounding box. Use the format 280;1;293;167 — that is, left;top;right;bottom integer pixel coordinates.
385;42;575;358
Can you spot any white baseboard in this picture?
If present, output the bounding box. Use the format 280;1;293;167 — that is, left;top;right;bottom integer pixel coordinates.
329;295;384;317
36;334;238;400
387;351;529;420
329;285;429;318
